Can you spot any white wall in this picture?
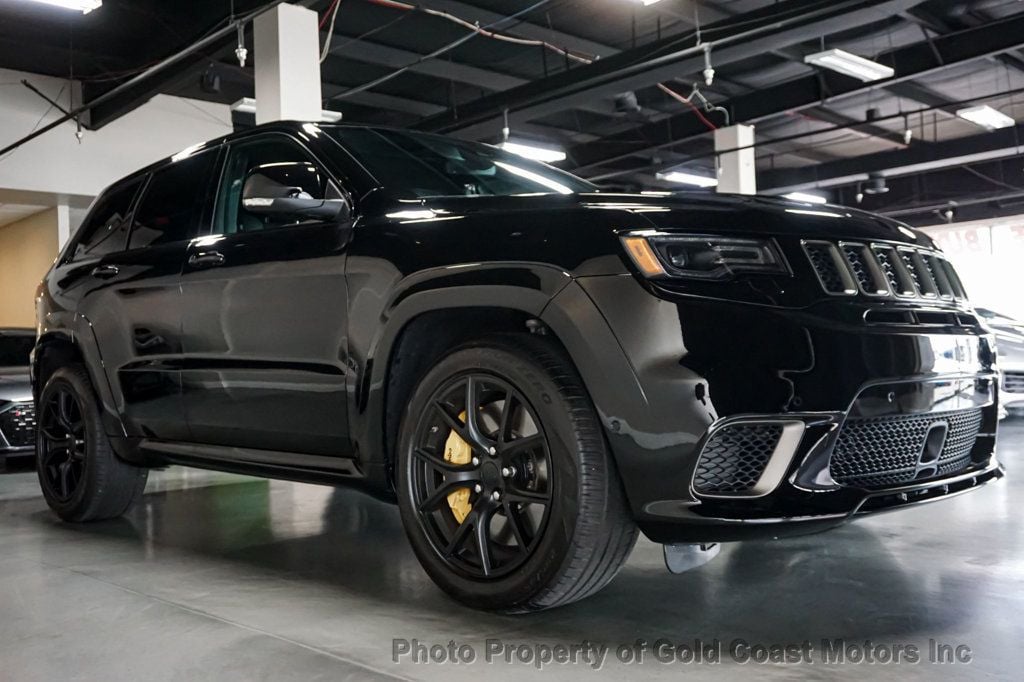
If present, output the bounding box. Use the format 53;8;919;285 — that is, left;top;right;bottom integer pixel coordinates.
0;67;233;201
920;216;1024;320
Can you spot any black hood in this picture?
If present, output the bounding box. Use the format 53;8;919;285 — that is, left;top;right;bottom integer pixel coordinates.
406;192;933;247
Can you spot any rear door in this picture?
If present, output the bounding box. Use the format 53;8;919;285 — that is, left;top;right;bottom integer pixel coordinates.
178;134;354;456
65;148;219;441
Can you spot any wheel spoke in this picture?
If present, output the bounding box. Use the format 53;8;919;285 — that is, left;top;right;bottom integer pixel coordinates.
434;402;469;441
42;445;68;465
57;391;74;431
497;390;515;444
501;433;544;458
412;447;467;474
505;486;550;505
473;506;495;576
503;501;531;553
40;424;65;442
58;461;71;498
418;479;472;513
463;376;491;451
443;508;477;557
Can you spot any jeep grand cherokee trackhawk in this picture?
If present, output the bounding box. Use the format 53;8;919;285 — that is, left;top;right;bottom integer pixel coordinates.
32;122;1002;612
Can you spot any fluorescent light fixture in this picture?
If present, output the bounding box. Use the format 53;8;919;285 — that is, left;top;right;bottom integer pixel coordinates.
656;171;719;188
21;0;101;12
956;105;1015;130
804;48;894;82
784;192;828;205
498;141;566;163
493;161;573;194
638;0;664;5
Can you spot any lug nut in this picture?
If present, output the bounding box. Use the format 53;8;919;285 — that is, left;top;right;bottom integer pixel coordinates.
491;490;501;501
501;466;514;477
488;446;497;456
471;457;480;467
473;484;482;494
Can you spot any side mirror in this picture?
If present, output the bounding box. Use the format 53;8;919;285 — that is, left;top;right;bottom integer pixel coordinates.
241;169;351;222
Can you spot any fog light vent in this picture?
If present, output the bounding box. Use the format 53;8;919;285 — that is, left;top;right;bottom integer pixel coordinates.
693;423;784;495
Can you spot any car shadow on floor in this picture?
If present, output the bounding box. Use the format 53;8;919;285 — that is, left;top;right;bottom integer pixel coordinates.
40;475;989;646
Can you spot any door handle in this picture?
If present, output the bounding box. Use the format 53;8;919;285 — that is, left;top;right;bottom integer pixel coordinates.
188;251;226;268
90;264;120;279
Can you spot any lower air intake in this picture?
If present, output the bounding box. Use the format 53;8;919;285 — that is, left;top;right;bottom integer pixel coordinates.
830;409;982;490
693;423;783;495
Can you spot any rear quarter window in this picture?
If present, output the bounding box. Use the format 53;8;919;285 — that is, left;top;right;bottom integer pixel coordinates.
71;177;144;260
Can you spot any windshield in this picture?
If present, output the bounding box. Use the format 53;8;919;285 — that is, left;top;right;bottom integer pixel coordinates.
327;127;595;198
0;333;33;369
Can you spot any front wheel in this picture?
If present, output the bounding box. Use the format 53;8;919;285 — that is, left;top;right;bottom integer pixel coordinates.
395;335;637;613
37;365;148;522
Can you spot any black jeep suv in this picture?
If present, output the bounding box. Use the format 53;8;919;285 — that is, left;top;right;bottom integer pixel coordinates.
33;122;1001;612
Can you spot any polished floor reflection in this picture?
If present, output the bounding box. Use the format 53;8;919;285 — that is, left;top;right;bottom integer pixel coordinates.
1;423;1022;681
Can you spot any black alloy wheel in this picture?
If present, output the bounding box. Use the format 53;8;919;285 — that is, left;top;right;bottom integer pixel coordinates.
409;373;553;579
396;336;638;613
38;386;87;502
36;365;148;522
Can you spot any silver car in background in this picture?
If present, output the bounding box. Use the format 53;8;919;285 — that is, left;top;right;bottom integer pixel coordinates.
0;328;35;470
977;309;1024;415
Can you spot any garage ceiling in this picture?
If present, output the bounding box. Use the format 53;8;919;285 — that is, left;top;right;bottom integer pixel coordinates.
1;0;1023;225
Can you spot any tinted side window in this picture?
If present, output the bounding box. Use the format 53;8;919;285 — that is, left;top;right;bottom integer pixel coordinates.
215;138;336;234
72;178;143;260
129;150;218;250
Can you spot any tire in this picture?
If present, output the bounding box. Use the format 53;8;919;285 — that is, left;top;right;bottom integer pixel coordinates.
395;334;638;613
36;364;148;522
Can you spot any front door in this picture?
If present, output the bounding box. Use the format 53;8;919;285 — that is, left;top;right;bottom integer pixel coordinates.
178;134;353;456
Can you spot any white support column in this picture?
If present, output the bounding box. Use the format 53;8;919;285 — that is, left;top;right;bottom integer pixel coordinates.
55;199;72;249
253;4;323;125
714;124;756;195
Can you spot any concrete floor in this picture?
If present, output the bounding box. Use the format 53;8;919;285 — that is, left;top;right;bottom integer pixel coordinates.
1;425;1022;682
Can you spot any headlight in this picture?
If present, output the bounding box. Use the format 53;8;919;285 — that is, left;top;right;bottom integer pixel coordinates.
620;232;789;281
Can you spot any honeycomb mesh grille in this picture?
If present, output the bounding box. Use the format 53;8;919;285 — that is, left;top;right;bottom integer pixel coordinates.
830;409;982;489
804;242;850;293
872;246;905;292
0;402;36;448
842;245;873;290
805;240;967;303
693;423;783;495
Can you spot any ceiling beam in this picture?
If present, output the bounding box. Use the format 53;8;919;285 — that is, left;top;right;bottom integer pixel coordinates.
414;0;925;140
565;11;1024;177
759;122;1024;193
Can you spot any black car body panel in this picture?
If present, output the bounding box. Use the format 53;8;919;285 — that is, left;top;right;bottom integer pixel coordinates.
33;122;1001;542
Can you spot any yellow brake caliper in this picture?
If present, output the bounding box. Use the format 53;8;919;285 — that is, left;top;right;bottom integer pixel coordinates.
443;410;474;523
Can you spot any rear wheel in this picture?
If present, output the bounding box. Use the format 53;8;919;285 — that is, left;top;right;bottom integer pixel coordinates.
37;365;148;522
396;335;637;612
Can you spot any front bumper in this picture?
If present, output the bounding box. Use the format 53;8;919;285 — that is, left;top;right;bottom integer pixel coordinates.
554;274;1001;543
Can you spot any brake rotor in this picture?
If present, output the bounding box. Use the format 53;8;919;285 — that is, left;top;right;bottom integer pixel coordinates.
443;410;473;523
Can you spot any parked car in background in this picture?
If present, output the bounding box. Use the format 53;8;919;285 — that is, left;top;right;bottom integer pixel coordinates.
0;328;36;469
976;308;1024;415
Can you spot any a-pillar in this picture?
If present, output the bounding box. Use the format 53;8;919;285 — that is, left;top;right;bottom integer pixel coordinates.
253;4;322;125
